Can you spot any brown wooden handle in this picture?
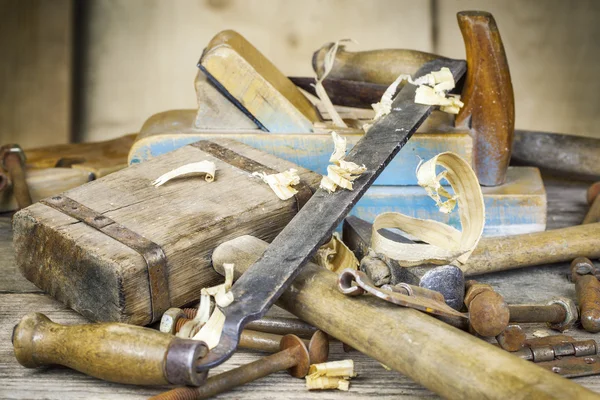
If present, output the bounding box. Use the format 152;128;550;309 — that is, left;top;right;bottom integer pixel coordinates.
12;312;207;386
455;11;514;186
212;236;596;399
312;42;441;84
464;223;600;276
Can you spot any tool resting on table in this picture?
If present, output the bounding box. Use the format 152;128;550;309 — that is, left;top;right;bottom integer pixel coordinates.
12;312;208;386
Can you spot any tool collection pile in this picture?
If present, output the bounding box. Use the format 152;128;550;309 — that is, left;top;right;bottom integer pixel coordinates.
4;9;600;400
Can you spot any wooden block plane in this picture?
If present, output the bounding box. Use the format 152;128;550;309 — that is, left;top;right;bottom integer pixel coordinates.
199;30;322;133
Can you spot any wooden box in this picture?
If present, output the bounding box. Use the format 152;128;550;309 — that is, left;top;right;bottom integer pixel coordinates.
13;139;321;325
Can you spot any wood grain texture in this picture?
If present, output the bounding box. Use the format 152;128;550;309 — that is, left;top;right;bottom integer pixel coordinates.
1;176;600;398
201;30;322;132
0;0;72;148
79;0;432;141
12;139;321;325
435;0;600;139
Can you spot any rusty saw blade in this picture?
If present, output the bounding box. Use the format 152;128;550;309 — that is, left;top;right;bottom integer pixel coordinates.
196;58;467;372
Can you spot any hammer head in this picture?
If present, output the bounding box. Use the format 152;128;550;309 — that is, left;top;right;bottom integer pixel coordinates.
343;216;465;310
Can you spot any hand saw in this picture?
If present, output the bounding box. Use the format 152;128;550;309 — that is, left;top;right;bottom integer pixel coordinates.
196;58;467;372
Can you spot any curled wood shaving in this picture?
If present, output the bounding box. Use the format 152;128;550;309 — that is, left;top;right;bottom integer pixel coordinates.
192;307;226;349
309;360;356;377
313;40;356;128
152;160;216;186
371;152;485;268
314;233;359;273
181;263;234;349
253;169;300;200
369;67;463;126
319;132;367;193
305;360;355;391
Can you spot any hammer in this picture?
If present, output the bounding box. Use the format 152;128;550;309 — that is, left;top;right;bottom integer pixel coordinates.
212;235;595;399
312;11;514;187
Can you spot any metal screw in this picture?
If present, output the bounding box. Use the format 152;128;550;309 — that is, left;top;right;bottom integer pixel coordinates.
570;257;600;333
150;334;311;400
496;325;526;352
168;307;318;338
172;315;328;363
508;297;578;332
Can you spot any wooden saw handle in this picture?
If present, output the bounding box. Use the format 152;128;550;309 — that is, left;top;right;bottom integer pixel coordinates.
12;312;207;386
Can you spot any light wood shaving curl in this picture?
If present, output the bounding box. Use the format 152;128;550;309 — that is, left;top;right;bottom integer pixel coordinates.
319;132;367;193
314;233;359;273
152;160;216;186
371;152;485;268
253;169;300;200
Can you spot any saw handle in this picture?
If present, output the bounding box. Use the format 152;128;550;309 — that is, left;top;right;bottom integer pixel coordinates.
12;312;207;386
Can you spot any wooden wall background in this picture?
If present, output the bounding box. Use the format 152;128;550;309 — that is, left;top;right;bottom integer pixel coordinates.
1;0;599;146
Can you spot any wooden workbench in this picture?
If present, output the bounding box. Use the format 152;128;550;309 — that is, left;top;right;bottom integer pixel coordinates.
1;177;599;399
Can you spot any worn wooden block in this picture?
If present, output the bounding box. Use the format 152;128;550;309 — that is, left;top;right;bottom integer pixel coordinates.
13;139;321;326
129;110;473;186
351;167;546;237
199;30;322;133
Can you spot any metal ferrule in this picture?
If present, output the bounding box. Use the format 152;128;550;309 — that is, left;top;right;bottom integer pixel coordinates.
164;338;208;386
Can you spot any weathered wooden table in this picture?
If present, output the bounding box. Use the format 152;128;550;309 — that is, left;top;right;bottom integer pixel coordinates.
1;177;599;399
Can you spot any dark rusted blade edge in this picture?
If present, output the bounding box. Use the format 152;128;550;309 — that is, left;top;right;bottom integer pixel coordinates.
196;58;467;372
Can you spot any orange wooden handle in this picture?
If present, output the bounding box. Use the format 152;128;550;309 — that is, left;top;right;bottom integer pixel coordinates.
456;11;515;186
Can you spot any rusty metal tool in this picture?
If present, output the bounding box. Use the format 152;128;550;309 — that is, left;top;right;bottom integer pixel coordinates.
343;215;600;276
571;257;600;333
167;307;319;338
465;281;578;335
1;144;32;209
150;335;312;400
342;215;465;310
584;182;600;224
496;325;526;352
212;235;597;399
12;312;208;386
194;58;467;372
514;339;597;362
338;268;467;323
160;308;329;362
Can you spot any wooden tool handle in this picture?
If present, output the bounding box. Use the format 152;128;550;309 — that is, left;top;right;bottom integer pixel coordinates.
455;11;514;186
464;223;600;276
312;43;441;84
12;312;207;386
213;236;595;399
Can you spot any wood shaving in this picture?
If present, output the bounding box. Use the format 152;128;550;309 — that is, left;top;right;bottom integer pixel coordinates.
371;152;485;267
152;160;216;186
252;169;300;200
533;330;551;338
314;232;359;273
319;132;367;193
309;360;356;377
306;375;350;391
181;263;234;349
370;66;463;124
313;40;356;128
305;360;355;391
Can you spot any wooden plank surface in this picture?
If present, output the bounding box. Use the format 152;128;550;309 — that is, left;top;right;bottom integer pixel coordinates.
0;0;72;148
1;177;599;399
